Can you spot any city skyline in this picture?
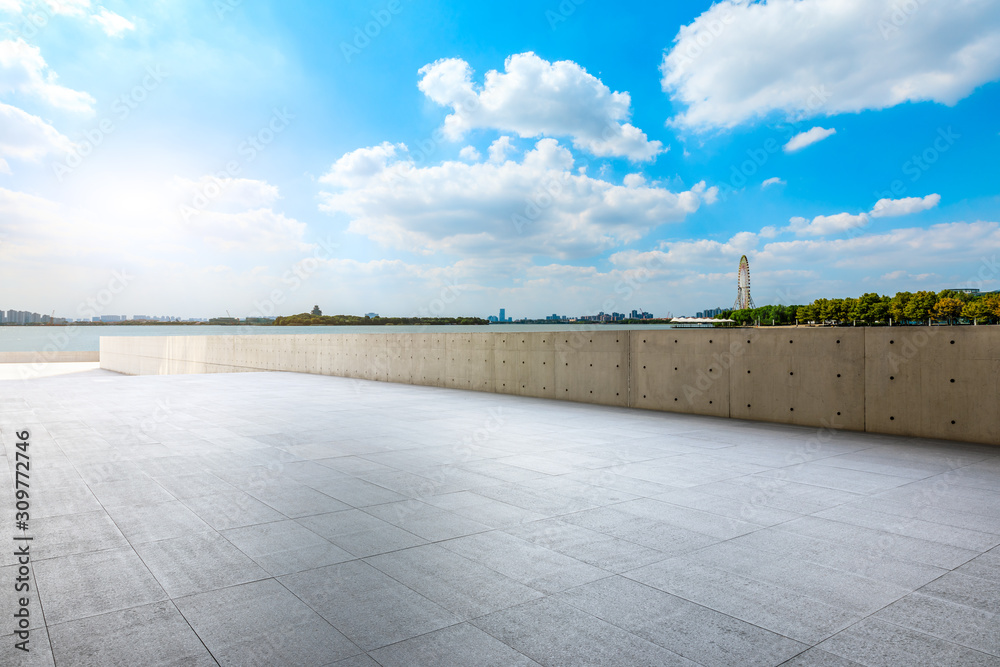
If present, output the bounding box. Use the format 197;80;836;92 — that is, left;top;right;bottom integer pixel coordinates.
0;1;998;318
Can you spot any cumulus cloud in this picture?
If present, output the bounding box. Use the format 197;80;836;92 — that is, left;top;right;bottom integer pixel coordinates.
45;0;89;16
784;127;836;152
488;136;515;163
870;193;940;218
0;102;73;173
170;176;309;252
0;39;95;112
761;177;784;189
781;194;942;237
319;138;714;259
662;0;1000;129
90;8;134;37
787;212;869;237
418;52;664;162
458;145;481;162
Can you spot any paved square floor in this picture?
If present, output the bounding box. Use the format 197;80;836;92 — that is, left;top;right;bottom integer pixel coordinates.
1;364;999;666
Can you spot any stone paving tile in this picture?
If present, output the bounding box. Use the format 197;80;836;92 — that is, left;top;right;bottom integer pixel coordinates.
369;622;541;666
134;530;268;598
105;500;213;544
47;600;216;666
279;560;460;651
557;576;806;667
817;617;999;666
4;366;1000;665
626;558;860;645
221;519;354;576
32;509;129;560
472;597;698;666
873;592;1000;657
33;547;166;625
180;490;286;530
366;544;543;620
297;509;427;557
361;500;492;542
175;578;360;665
504;518;668;573
439;530;607;595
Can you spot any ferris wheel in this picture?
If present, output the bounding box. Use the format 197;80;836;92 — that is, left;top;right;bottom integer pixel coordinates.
734;255;756;310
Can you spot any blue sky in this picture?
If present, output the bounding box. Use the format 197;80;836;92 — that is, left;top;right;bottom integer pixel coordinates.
1;0;998;319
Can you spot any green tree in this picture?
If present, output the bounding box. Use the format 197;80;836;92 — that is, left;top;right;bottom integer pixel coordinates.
311;305;322;316
931;297;963;324
961;297;994;323
849;292;890;324
888;292;912;323
904;290;937;322
821;298;850;323
795;304;817;322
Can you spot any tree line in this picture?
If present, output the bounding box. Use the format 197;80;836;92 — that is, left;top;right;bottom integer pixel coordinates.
715;290;1000;325
272;313;490;326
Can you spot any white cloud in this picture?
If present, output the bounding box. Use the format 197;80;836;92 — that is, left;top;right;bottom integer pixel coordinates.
170;176;308;252
0;102;73;172
0;0;23;12
45;0;89;16
787;212;869;236
784;127;836;152
623;174;646;188
488;136;515;163
781;194;942;237
0;39;95;112
870;194;940;218
761;177;785;189
319;138;714;259
759;225;778;238
458;145;480;162
662;0;1000;129
418;52;664;162
90;8;134;37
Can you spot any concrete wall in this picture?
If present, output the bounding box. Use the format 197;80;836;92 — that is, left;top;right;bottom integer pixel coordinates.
0;351;100;363
100;328;1000;445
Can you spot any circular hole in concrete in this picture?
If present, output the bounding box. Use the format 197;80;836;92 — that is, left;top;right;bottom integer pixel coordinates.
890;416;895;420
837;374;841;377
950;340;955;344
747;404;751;408
790;407;794;411
951;420;956;424
837;411;841;415
789;372;794;376
890;376;894;380
709;401;713;404
674;398;678;401
950;379;955;383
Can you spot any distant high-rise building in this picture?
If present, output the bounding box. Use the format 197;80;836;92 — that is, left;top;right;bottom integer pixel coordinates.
499;308;505;322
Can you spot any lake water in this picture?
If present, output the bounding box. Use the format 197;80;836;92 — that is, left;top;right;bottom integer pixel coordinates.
0;323;678;352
